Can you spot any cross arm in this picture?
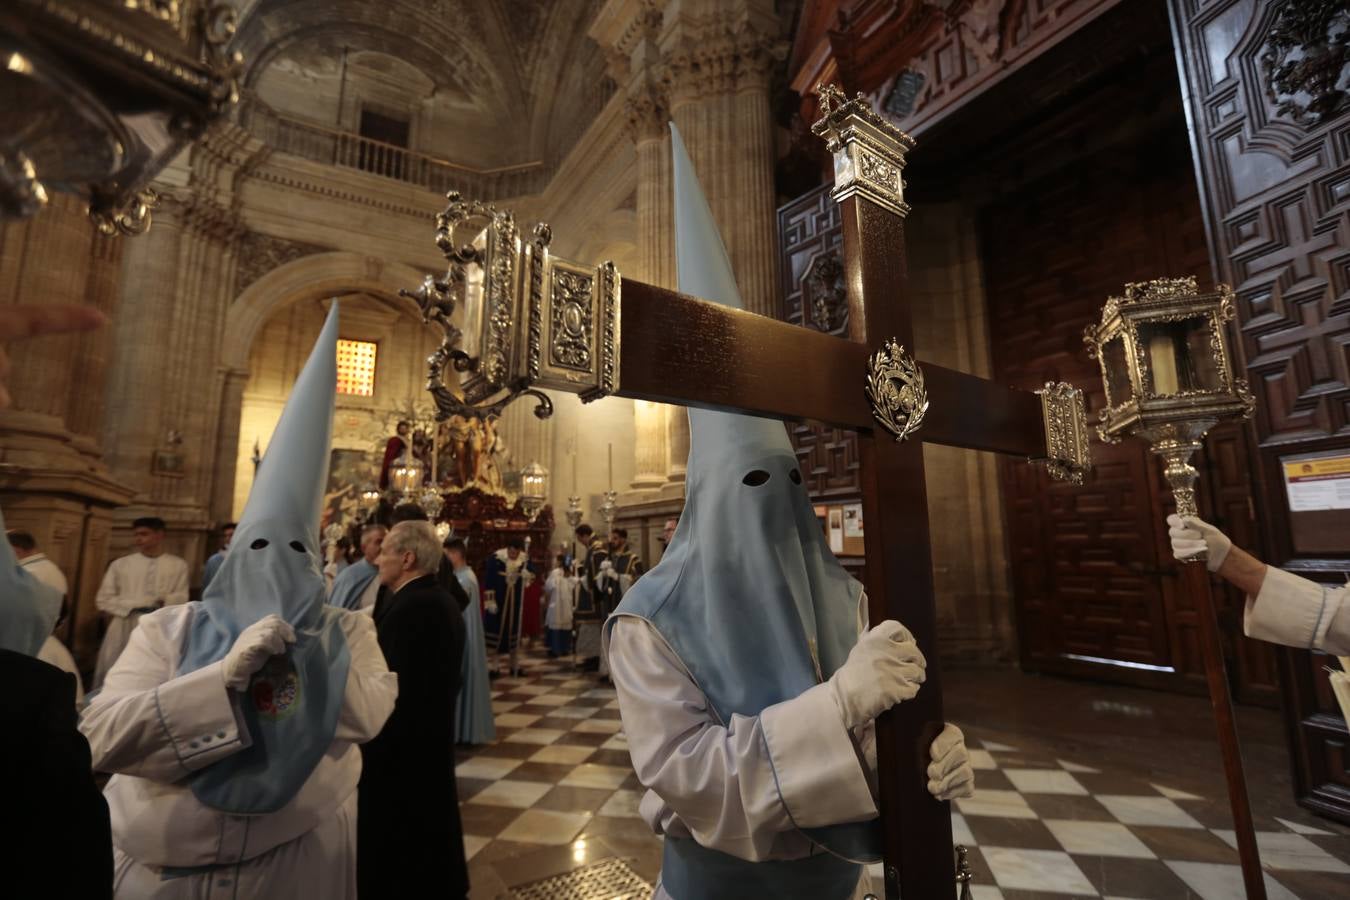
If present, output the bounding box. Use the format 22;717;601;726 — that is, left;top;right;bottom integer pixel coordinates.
616;279;1049;458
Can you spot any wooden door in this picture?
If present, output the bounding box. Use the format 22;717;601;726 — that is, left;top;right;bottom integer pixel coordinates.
981;109;1273;695
1168;0;1350;821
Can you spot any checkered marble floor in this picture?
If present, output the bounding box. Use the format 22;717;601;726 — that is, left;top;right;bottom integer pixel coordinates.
456;650;1350;899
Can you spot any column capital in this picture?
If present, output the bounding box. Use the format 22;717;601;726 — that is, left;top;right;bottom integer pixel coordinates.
659;9;786;104
624;80;671;145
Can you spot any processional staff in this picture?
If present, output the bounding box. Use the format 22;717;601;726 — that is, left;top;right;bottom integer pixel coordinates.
1085;279;1266;898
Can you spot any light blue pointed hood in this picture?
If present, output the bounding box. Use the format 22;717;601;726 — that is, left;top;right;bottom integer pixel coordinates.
608;126;877;874
0;506;61;657
179;303;351;814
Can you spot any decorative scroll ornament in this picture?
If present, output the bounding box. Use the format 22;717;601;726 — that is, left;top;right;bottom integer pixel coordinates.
90;188;158;237
865;338;928;442
1034;381;1092;485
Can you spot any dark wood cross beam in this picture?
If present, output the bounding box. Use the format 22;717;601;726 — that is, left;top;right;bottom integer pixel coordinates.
608;90;1085;899
408;89;1085;900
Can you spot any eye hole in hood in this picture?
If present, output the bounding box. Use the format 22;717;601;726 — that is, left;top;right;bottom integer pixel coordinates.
250;538;269;550
742;469;770;486
288;541;307;554
789;468;802;484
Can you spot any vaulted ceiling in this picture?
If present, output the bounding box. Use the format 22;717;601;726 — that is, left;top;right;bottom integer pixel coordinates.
232;0;610;167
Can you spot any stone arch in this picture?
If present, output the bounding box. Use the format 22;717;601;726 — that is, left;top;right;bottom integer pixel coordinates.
222;250;428;371
210;251;431;521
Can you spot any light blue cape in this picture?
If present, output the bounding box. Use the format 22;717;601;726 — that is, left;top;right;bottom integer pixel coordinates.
0;506;61;658
328;558;379;610
179;304;351;815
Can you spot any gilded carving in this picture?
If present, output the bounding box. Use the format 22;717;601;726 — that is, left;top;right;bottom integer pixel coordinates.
1035;382;1091;485
550;269;595;371
865;339;928;442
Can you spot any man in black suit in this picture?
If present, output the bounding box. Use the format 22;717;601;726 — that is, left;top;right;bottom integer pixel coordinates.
358;520;469;899
2;650;112;898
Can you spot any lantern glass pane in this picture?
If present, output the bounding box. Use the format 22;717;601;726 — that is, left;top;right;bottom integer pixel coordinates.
456;226;489;365
1102;336;1133;406
1136;318;1222;395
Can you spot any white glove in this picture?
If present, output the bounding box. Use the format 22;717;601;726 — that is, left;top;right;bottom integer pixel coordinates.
927;724;975;801
222;614;296;691
828;620;926;730
485;600;499;615
1167;514;1232;573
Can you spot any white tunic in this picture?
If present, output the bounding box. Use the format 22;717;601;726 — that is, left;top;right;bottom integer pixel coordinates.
1245;566;1350;655
21;552;68;596
94;552;190;688
544;567;575;631
80;603;398;899
38;636;84;704
605;591;880;900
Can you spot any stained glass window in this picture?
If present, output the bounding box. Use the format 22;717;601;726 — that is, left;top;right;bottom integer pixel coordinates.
336;339;377;396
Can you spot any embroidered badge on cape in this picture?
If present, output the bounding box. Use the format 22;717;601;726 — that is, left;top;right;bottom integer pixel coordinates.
251;655;302;722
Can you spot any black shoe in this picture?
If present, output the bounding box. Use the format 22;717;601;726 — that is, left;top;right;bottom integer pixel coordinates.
489;670;502;680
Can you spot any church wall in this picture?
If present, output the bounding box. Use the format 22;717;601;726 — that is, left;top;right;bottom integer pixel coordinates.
906;202;1017;663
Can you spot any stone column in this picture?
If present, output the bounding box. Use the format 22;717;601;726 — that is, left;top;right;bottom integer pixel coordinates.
0;194;95;445
0;194;136;671
661;0;782;318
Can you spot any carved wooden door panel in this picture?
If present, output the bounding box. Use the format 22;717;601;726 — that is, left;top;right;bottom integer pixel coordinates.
1169;0;1350;821
981;118;1247;691
779;185;866;583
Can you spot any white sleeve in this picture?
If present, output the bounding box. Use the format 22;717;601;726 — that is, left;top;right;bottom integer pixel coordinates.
333;611;399;742
163;557;190;606
80;608;250;781
607;617;876;864
95;558;131;617
1246;567;1350;655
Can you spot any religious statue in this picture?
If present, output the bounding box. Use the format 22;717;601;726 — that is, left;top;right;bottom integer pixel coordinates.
411;427;433;482
378;420;410;490
445;413;476;488
477;415;505;493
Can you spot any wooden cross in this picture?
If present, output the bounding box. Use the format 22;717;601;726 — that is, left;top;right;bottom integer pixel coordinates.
408;86;1088;899
611;88;1088;898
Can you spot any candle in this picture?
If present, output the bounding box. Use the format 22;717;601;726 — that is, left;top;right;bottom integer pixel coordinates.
608;443;613;490
572;443;578;493
1148;333;1180;395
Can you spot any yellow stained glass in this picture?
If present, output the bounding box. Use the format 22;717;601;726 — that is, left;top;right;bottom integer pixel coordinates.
336;339;377;396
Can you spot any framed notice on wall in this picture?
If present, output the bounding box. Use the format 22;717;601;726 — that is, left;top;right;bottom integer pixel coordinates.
1282;450;1350;556
842;503;864;556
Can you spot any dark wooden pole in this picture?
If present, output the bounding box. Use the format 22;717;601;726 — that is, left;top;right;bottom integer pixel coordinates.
1186;559;1266;898
841;196;953;899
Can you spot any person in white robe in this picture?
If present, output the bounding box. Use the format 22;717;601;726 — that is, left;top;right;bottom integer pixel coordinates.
93;517;189;690
8;529;84;701
1169;515;1350;653
328;524;387;611
603;125;975;900
543;555;575;657
80;305;398;899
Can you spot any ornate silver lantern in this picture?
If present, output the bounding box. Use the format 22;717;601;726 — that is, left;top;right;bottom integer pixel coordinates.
1084;276;1255;519
388;453;424;503
0;0;243;231
400;193;620;423
519;460;548;521
565;494;583;529
418;486;445;520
